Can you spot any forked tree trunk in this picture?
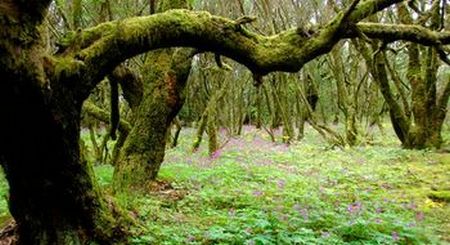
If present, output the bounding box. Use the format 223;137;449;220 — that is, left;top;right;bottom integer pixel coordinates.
397;4;447;149
113;49;193;190
112;0;194;191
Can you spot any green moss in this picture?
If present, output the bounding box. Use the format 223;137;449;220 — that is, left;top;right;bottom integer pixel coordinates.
429;191;450;203
51;56;83;81
157;0;190;12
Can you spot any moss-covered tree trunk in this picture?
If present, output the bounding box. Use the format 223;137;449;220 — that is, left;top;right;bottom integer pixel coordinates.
401;45;445;149
113;0;194;190
113;49;193;189
358;6;450;149
402;2;445;149
0;3;124;243
0;87;123;244
370;4;449;149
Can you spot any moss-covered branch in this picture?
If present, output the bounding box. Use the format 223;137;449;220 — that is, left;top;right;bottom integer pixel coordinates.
83;101;132;133
63;1;396;87
53;0;450;100
108;66;143;111
76;10;310;76
348;23;450;45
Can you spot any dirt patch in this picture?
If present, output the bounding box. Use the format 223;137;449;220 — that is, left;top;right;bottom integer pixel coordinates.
0;219;17;245
147;180;188;201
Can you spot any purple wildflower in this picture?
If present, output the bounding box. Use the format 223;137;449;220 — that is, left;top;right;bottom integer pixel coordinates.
277;179;286;189
321;231;331;238
347;202;363;215
210;149;222;160
186;235;196;242
299;208;309;220
415;211;425;221
293;204;309;220
392;232;400;241
347;202;362;214
252;190;263;197
407;222;416;228
407;202;418;210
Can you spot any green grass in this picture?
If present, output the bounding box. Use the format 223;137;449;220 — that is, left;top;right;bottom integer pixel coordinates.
0;124;449;244
124;125;450;244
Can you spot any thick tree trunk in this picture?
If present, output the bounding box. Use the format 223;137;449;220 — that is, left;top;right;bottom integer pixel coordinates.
113;49;193;190
112;0;194;190
394;4;446;150
403;130;443;149
0;7;125;243
0;71;123;245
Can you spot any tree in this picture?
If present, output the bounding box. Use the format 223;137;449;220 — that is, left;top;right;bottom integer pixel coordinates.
355;2;450;149
112;0;195;191
1;0;450;243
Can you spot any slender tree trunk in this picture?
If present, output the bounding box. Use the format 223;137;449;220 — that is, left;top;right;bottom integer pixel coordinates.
192;112;208;152
255;85;263;129
171;117;183;148
207;105;219;155
329;47;359;146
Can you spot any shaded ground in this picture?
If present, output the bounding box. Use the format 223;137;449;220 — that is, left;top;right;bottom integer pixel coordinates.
0;220;16;245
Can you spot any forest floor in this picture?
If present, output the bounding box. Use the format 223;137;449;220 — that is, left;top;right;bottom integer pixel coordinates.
0;124;450;244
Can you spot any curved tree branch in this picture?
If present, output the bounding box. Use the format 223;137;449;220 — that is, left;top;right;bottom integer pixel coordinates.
52;0;450;100
349;23;450;45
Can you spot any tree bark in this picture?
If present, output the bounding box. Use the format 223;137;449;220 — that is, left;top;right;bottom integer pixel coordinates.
111;0;195;191
113;49;194;190
0;4;128;243
353;4;450;149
